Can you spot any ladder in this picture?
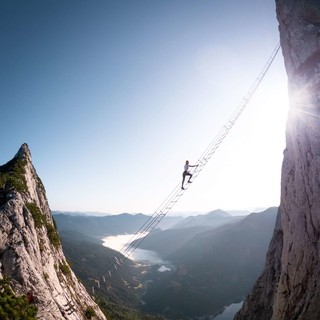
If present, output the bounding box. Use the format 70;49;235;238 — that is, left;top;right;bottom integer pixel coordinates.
109;43;281;271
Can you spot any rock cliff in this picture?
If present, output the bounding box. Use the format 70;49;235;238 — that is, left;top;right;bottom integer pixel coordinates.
235;1;320;319
0;144;106;320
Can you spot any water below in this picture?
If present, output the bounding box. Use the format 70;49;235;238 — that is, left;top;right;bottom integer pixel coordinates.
213;302;243;320
103;234;243;320
102;233;167;265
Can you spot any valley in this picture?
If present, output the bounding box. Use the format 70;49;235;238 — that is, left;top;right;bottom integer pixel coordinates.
54;208;277;319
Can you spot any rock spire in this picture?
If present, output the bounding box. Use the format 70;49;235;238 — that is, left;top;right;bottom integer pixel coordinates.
235;1;320;319
0;144;106;319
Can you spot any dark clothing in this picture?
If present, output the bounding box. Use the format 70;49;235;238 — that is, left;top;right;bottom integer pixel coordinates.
182;170;192;188
182;170;192;179
181;161;197;189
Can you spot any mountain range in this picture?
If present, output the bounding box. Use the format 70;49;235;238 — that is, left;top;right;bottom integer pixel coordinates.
139;207;278;319
53;211;184;237
57;207;278;319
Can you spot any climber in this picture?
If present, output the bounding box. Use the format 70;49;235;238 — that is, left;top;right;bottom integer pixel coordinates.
181;160;198;190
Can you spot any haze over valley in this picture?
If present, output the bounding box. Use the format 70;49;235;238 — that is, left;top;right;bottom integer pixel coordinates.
3;0;319;319
55;207;277;319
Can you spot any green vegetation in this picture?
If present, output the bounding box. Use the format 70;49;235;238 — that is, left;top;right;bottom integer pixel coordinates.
47;222;60;247
96;297;165;320
26;202;44;228
59;233;164;320
59;262;71;276
26;202;60;247
84;306;96;319
0;158;27;193
0;172;7;189
37;176;46;192
43;273;49;282
0;277;37;320
0;155;61;247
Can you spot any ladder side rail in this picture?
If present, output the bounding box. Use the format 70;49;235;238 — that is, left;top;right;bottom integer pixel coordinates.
104;43;281;276
122;188;189;257
122;214;164;257
117;185;185;255
120;212;165;255
120;196;181;256
120;212;164;251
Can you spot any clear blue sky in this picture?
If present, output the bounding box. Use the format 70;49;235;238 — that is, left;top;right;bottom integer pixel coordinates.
1;0;288;214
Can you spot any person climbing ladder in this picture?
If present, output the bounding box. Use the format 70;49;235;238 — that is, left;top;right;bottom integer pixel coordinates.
106;44;280;266
181;160;198;190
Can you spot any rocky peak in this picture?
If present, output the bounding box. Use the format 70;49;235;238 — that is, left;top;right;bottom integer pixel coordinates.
235;1;320;320
0;144;106;319
14;143;32;161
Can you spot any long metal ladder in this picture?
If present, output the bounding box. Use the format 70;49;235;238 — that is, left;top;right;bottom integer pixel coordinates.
108;43;281;272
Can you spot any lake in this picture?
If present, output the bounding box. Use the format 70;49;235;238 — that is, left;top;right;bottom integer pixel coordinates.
102;233;167;265
103;233;243;319
213;302;243;320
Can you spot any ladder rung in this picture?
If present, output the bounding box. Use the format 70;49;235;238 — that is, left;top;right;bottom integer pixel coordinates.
105;43;280;277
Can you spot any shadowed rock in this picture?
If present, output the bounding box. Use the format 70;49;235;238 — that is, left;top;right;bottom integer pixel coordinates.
235;1;320;319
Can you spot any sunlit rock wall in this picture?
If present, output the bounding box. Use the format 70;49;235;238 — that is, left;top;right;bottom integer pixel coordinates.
235;1;320;319
0;144;106;320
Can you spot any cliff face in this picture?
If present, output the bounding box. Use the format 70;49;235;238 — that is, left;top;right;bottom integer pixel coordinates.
235;1;320;319
0;144;106;320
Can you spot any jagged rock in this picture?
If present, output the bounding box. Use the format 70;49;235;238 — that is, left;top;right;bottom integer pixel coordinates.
0;143;107;320
235;1;320;320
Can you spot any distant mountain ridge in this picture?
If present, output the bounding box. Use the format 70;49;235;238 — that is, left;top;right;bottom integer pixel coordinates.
53;211;184;237
172;209;242;229
53;206;278;319
138;209;242;259
141;207;278;319
53;209;241;239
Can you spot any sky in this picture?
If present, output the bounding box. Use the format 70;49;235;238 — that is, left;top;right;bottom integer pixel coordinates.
1;0;289;215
